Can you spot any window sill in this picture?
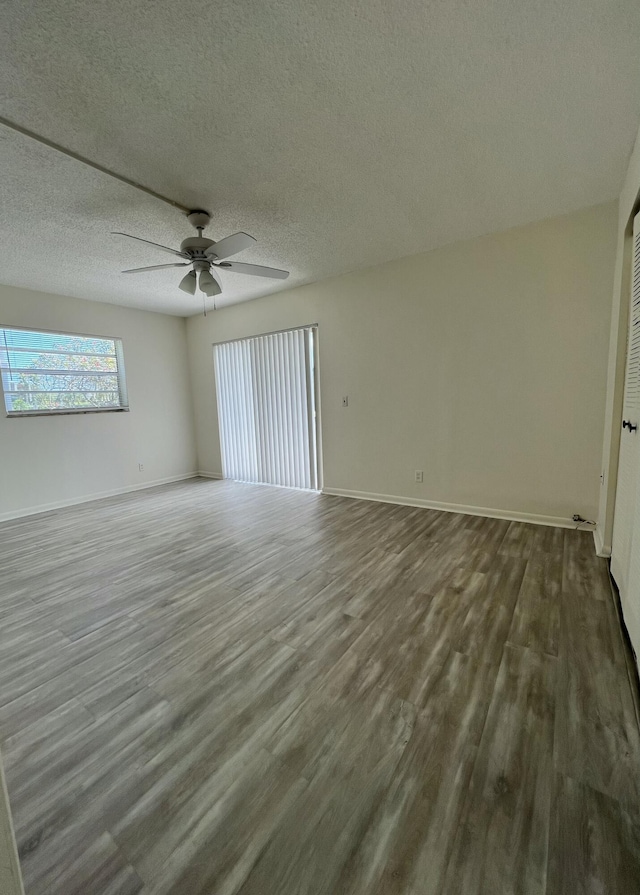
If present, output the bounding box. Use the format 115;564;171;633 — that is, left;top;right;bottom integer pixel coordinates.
5;408;130;418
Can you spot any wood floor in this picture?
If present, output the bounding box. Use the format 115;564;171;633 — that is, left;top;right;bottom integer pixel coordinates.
1;479;640;894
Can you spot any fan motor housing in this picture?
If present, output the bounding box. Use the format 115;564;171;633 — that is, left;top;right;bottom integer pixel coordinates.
180;236;214;258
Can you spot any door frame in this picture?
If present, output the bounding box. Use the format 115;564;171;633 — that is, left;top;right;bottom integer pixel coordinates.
212;323;323;491
0;749;24;895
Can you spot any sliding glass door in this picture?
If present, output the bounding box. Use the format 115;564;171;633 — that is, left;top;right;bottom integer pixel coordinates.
214;326;320;490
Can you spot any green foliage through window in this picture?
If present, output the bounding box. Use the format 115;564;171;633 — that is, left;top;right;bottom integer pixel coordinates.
0;327;128;415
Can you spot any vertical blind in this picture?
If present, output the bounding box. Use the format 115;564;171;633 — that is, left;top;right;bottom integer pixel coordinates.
214;327;318;490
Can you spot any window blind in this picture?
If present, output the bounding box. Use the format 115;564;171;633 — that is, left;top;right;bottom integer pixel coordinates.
214;327;318;490
0;326;128;416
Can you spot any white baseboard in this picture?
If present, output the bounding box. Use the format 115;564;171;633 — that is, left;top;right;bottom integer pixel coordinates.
593;527;612;558
0;472;199;523
321;487;579;529
1;474;597;537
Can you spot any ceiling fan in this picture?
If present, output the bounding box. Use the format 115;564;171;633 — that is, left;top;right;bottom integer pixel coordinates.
112;211;289;298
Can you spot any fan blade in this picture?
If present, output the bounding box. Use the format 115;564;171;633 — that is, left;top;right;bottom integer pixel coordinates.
112;232;188;258
214;261;289;279
122;263;190;274
205;231;256;260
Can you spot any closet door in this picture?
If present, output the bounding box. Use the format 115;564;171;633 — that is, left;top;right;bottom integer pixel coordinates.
611;211;640;595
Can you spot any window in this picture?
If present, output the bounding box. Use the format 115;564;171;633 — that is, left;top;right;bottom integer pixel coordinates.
0;326;128;416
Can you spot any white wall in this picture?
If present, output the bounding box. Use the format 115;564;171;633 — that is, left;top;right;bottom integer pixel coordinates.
0;285;197;519
188;202;617;525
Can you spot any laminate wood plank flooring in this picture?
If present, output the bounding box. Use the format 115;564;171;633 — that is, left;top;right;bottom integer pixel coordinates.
1;478;639;894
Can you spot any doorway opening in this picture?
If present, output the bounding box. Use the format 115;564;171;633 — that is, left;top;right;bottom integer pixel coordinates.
213;325;321;490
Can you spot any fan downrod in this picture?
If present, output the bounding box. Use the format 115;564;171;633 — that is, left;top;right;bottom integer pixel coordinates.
181;211;214;257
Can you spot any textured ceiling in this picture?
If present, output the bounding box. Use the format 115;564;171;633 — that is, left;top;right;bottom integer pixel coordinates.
1;0;640;316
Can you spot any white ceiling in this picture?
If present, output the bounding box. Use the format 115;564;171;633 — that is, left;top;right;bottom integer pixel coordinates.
1;0;640;317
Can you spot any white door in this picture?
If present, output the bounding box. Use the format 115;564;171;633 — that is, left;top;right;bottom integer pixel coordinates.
611;211;640;642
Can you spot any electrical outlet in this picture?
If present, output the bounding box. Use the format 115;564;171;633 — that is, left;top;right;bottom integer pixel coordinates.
342;396;349;407
415;470;423;483
138;463;144;472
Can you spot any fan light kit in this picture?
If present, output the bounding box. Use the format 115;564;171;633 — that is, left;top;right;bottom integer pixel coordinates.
113;211;289;301
179;270;197;295
0;118;289;306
